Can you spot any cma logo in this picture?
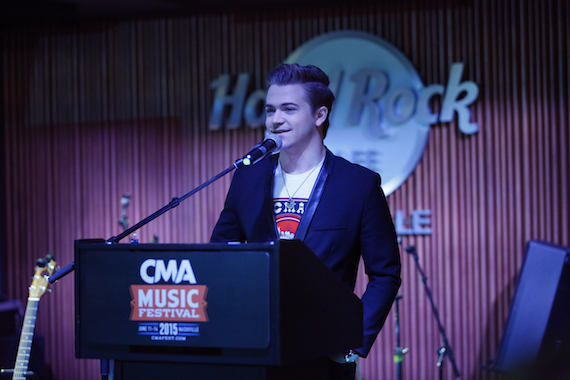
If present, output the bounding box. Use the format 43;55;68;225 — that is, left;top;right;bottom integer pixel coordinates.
140;259;197;285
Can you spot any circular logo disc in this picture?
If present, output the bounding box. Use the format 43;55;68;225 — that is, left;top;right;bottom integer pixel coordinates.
285;31;429;195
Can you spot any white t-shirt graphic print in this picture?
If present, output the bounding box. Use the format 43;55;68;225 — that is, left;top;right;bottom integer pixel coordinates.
273;159;324;239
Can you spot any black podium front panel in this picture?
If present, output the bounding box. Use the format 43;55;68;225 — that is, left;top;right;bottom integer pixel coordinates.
75;242;278;364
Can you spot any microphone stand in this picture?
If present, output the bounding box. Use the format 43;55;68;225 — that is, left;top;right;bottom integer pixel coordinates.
393;294;408;380
49;163;237;284
406;246;460;379
49;133;282;283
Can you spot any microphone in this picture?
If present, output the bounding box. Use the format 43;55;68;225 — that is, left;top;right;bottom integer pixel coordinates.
405;245;418;260
120;193;131;208
235;134;282;168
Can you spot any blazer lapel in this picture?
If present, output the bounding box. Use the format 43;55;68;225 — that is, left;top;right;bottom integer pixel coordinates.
294;150;335;241
263;155;279;241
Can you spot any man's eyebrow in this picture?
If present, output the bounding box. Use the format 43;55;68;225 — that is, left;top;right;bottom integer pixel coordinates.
265;102;298;108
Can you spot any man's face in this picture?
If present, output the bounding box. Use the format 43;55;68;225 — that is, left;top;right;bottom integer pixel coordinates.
265;84;323;153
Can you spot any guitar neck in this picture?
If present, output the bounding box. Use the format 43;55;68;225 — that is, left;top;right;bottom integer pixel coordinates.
12;297;40;380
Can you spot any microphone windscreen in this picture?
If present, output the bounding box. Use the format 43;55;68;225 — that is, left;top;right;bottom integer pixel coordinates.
265;133;282;153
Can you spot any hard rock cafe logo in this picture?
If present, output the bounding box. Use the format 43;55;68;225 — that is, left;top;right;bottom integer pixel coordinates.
130;259;208;323
208;30;480;196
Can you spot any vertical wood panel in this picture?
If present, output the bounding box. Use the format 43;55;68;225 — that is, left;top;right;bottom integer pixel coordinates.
2;0;569;379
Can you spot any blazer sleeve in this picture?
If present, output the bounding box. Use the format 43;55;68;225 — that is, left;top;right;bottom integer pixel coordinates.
356;174;401;357
210;155;278;243
210;172;247;243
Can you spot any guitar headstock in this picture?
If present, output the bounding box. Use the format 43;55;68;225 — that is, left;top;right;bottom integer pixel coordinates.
29;254;57;299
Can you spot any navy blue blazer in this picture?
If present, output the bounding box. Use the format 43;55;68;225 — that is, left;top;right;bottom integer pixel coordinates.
211;149;401;357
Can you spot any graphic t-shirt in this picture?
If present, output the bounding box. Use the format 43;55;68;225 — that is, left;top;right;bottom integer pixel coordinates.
273;159;324;239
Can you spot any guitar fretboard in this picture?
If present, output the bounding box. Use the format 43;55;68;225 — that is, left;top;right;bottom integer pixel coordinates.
12;298;39;380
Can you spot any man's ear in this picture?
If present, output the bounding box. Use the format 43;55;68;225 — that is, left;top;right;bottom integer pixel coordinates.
315;106;328;127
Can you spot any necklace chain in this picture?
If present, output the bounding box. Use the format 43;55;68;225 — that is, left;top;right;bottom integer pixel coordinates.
281;163;320;209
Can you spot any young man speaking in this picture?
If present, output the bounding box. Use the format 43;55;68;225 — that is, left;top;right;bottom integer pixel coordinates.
211;63;401;380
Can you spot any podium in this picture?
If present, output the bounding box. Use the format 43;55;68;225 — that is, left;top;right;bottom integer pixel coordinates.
74;239;363;379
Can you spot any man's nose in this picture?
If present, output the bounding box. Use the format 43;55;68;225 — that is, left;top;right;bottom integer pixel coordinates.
271;109;285;123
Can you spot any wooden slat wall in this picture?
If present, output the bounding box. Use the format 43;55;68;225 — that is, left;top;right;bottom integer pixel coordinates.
2;0;569;379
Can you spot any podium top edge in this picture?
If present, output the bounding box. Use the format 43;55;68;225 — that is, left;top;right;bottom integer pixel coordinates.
74;239;279;252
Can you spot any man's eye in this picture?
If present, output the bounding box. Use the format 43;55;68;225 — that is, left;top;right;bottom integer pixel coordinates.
266;108;275;114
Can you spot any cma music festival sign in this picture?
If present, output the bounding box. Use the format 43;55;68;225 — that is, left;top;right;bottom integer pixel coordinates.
130;259;207;341
208;31;480;235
